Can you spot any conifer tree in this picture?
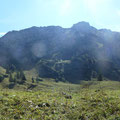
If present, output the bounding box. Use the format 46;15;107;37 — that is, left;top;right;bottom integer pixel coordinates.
16;71;20;79
6;67;10;74
32;77;34;83
20;70;26;84
97;73;103;81
9;73;14;82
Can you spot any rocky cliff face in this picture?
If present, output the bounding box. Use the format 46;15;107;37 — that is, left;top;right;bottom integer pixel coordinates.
0;22;120;83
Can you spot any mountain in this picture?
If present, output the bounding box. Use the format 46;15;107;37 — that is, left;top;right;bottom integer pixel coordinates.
0;21;120;83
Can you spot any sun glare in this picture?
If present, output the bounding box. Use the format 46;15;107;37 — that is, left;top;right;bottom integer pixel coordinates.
60;0;72;16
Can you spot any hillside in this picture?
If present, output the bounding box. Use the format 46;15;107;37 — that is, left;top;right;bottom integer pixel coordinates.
0;21;120;83
1;22;120;120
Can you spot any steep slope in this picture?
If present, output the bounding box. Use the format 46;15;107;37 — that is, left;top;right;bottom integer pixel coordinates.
0;21;120;83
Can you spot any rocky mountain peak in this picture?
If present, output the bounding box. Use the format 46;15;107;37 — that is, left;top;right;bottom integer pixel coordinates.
72;21;97;33
0;22;120;83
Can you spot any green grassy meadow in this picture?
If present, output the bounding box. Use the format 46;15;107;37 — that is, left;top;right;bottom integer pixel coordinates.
1;80;120;120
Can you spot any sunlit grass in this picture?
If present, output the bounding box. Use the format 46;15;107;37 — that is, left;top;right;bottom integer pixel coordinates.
0;81;120;119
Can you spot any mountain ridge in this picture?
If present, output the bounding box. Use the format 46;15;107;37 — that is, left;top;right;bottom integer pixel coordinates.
0;21;120;83
2;21;120;38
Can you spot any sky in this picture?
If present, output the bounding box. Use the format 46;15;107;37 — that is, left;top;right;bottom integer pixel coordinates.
0;0;120;36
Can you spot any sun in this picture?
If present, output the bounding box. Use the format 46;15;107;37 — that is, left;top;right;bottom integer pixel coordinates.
60;0;72;16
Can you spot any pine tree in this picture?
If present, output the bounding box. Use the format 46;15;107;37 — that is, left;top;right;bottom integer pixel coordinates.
20;70;26;84
10;64;16;72
6;67;10;74
13;75;17;83
32;77;34;83
36;77;39;83
9;73;14;82
16;71;20;79
97;73;103;81
0;75;4;82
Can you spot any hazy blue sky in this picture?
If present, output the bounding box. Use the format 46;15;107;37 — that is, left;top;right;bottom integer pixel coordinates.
1;0;120;36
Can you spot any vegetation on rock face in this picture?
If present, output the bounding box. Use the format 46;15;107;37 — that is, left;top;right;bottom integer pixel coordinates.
0;22;120;83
